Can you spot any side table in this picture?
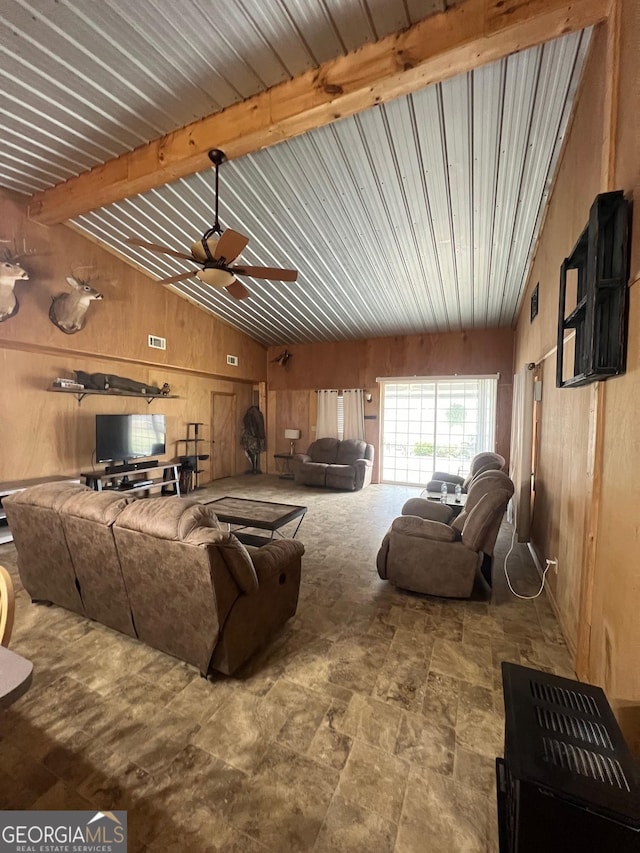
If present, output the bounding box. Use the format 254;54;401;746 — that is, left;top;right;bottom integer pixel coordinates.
422;490;467;517
273;453;295;479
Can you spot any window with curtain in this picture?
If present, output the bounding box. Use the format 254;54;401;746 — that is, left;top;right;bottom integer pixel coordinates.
380;376;498;486
316;390;339;439
316;389;365;441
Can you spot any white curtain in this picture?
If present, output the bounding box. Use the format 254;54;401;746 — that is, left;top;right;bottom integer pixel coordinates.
316;390;339;439
342;389;365;441
508;365;535;542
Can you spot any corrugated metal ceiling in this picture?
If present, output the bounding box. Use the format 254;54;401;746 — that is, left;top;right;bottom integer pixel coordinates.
0;1;590;347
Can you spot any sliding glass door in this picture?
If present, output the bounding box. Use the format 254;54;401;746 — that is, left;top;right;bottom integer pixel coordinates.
380;376;498;486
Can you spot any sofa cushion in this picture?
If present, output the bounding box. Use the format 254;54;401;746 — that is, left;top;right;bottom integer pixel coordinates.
6;481;89;511
308;438;340;464
298;461;328;487
3;482;90;614
113;497;258;594
59;489;137;637
114;497;221;541
61;489;134;525
336;439;368;465
325;464;356;489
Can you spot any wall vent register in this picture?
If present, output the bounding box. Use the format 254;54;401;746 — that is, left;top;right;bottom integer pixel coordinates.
227;354;239;366
148;334;166;350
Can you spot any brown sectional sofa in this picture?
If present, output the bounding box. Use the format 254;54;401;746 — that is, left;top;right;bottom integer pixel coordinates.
293;438;374;490
4;483;304;675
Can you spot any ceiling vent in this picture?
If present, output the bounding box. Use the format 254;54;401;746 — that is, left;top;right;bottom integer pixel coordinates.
227;354;238;366
148;334;166;350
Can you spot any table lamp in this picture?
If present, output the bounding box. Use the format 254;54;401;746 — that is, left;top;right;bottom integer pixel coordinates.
284;428;301;455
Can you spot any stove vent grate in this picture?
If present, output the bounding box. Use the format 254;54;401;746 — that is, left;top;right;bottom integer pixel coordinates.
536;706;613;750
542;737;631;791
531;679;600;716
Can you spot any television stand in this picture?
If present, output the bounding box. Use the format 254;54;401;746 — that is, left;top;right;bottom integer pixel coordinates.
81;461;181;497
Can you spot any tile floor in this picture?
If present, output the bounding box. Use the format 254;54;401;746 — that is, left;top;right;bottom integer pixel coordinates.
0;475;573;851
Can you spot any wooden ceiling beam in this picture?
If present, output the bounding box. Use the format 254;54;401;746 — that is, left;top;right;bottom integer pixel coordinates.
28;0;609;225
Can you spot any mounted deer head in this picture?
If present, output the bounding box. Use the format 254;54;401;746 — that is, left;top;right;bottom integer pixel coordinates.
0;244;30;323
49;272;103;334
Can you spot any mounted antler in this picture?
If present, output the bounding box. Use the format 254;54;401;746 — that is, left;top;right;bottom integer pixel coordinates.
271;349;292;367
0;241;31;323
49;266;103;334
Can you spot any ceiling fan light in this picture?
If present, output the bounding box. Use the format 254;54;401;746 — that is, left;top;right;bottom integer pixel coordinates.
191;237;219;263
196;267;236;289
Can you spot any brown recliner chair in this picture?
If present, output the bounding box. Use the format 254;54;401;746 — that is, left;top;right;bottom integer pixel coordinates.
424;451;505;494
376;470;514;598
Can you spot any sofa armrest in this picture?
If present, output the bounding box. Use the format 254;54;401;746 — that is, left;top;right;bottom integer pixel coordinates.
212;535;260;594
401;498;453;524
431;472;465;487
391;515;458;543
292;453;311;465
376;531;390;579
354;458;373;473
247;539;305;584
353;457;373;490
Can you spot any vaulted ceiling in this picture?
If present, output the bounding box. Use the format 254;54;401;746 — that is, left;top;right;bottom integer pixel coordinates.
0;0;600;346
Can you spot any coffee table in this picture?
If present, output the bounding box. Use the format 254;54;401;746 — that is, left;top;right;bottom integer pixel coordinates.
205;496;307;547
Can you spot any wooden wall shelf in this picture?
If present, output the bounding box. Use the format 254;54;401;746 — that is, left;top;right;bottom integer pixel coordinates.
49;386;180;406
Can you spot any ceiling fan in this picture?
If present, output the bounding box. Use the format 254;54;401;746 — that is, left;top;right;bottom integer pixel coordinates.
127;149;297;300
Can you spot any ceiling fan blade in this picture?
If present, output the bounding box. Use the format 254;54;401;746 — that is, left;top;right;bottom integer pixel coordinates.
225;280;250;300
156;271;196;285
231;265;298;282
127;237;195;262
214;229;249;264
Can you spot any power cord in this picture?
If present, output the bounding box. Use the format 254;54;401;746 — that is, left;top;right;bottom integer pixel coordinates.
502;523;552;600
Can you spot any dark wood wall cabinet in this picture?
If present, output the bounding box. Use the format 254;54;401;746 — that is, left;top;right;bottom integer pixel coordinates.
556;190;631;388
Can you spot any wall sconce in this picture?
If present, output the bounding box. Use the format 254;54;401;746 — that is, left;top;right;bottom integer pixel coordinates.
284;428;301;455
365;393;373;403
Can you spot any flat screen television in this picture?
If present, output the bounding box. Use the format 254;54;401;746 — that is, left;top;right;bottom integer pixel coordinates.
95;413;166;464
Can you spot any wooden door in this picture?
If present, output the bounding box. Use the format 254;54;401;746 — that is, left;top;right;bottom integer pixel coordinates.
211;392;236;480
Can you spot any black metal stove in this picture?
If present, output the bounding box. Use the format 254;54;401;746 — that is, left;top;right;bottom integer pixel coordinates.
496;662;640;852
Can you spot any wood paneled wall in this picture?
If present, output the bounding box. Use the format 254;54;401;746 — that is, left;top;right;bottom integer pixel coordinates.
514;6;640;753
589;0;640;754
514;24;607;652
266;329;515;481
0;190;265;483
